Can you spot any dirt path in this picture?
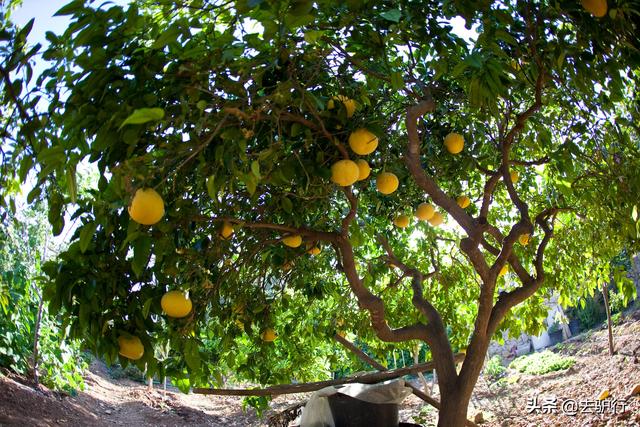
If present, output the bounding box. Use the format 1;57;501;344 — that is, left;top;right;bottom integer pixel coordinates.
1;314;639;426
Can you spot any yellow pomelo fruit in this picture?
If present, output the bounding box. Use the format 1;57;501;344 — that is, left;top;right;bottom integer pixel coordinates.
376;172;399;195
415;203;435;221
331;159;360;186
499;265;508;276
328;95;356;118
308;246;321;255
519;234;530;246
220;221;234;239
510;170;519;183
128;188;165;225
161;290;193;318
444;132;464;154
327;95;356;118
457;195;471;209
393;214;410;228
356;159;371;180
118;335;144;360
428;212;444;226
597;389;610;400
348;128;378;155
260;328;277;342
581;0;607;17
282;234;302;248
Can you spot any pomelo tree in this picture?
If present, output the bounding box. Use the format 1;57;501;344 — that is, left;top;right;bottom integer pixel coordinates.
2;0;640;424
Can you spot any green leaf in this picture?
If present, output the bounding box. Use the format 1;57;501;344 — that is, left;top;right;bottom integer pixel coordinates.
152;24;181;49
632;205;638;222
66;165;77;203
131;236;153;277
251;160;261;179
303;30;324;44
390;72;404;91
79;221;98;253
184;341;202;371
380;9;402;22
119;108;165;129
54;0;84;16
281;196;293;213
243;173;257;195
142;298;153;319
206;175;216;199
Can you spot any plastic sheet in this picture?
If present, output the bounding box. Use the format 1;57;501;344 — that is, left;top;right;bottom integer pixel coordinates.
299;379;412;427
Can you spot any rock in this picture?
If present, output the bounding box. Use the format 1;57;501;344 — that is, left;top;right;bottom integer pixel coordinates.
627;383;640;397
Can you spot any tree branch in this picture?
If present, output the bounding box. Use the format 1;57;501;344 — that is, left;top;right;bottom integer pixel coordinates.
404;98;478;238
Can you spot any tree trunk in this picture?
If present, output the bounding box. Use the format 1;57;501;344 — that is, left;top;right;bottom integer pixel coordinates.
32;232;48;386
438;386;474;427
32;293;45;385
601;282;615;356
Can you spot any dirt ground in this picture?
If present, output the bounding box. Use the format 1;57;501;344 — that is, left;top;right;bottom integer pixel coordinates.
1;312;639;426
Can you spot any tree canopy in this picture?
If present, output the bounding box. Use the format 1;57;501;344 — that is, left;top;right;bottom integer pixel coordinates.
1;0;640;424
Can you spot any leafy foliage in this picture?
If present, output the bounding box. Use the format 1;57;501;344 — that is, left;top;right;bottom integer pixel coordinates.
0;203;86;393
483;355;506;382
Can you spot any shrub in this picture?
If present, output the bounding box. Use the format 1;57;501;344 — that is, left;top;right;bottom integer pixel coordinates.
484;355;506;381
510;351;575;375
576;296;605;329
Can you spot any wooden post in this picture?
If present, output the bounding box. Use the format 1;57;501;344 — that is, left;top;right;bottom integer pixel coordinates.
332;334;477;427
601;282;615;356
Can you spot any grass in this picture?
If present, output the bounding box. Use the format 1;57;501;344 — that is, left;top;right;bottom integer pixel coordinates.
509;350;575;375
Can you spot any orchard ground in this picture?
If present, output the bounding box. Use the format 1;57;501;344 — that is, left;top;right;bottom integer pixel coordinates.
1;309;639;426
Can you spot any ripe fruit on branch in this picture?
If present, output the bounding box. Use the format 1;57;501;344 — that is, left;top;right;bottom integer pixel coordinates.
581;0;607;17
444;132;464;154
510;171;519;183
128;188;164;225
393;214;410;228
308;246;321;255
519;234;530;246
331;160;360;186
349;128;378;155
457;196;471;209
161;290;193;318
118;335;144;360
261;328;277;342
499;265;508;276
415;203;435;221
376;172;399;195
356;159;371;180
220;221;234;239
328;95;356;118
282;234;303;248
428;212;444;226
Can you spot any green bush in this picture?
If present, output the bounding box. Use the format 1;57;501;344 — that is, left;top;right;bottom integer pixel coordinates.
576;296;605;329
509;351;575;375
484;355;506;381
0;204;86;393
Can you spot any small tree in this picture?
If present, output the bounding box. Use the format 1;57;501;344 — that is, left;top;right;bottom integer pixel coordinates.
2;1;640;424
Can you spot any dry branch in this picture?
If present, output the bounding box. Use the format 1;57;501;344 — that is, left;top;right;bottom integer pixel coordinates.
192;357;455;396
